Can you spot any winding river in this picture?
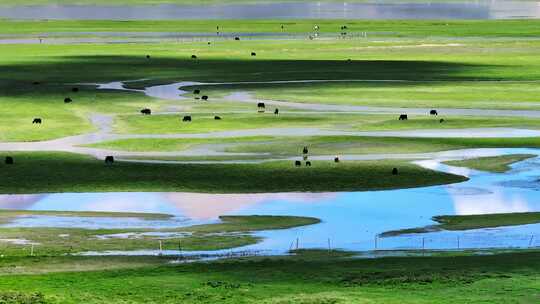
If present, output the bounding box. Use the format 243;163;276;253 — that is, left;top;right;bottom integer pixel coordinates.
1;148;539;255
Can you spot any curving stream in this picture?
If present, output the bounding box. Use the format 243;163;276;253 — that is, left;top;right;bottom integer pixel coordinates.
1;148;539;255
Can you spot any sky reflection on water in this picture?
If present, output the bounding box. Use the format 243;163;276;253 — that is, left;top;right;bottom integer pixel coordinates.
0;148;539;252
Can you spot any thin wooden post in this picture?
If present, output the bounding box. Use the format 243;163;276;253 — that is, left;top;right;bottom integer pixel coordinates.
30;244;34;256
374;235;378;250
295;238;299;250
327;238;331;253
159;240;163;252
457;236;460;249
529;235;534;247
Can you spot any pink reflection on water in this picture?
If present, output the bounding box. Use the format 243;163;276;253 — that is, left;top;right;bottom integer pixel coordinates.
0;195;45;209
163;192;337;220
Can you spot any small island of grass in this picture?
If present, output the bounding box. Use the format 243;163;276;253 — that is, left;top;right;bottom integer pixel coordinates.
381;212;540;237
443;154;536;173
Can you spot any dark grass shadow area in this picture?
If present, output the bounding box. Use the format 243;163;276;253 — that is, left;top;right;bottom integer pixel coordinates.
0;152;467;194
0;56;498;96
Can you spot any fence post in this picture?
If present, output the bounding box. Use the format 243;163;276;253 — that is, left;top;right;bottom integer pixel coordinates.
295;238;299;250
374;235;378;250
159;240;163;253
457;236;460;249
30;244;34;256
327;238;331;253
529;235;534;247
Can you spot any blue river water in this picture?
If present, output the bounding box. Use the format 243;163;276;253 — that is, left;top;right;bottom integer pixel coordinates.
0;148;539;254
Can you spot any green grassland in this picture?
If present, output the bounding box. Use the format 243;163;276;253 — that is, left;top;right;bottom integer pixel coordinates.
381;212;540;237
112;113;540;135
0;215;320;256
1;20;540;142
0;250;538;303
2;19;540;37
247;81;540;110
87;136;540;158
444;154;536;173
0;151;467;193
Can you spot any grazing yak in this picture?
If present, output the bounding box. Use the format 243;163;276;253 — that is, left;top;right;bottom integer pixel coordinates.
257;102;265;112
191;55;197;59
303;146;309;154
234;37;240;41
440;118;445;123
105;156;114;165
64;97;72;103
5;156;13;165
201;95;209;101
251;52;256;56
146;55;151;59
141;108;152;115
430;109;438;116
72;87;79;92
295;160;301;167
274;108;279;115
214;116;221;120
334;157;340;163
392;168;399;175
306;161;312;167
399;114;408;120
32;118;42;124
183;116;192;122
193;89;200;94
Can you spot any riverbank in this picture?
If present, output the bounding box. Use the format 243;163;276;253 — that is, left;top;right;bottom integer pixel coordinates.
0;249;538;303
0;151;467;193
381;212;540;237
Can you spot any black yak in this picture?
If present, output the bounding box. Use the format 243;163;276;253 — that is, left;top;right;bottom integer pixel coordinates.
105;156;114;165
141;108;151;115
183;116;192;122
399;114;408;120
32;118;42;124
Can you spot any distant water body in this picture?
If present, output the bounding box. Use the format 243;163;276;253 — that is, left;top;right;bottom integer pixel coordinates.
0;1;539;20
